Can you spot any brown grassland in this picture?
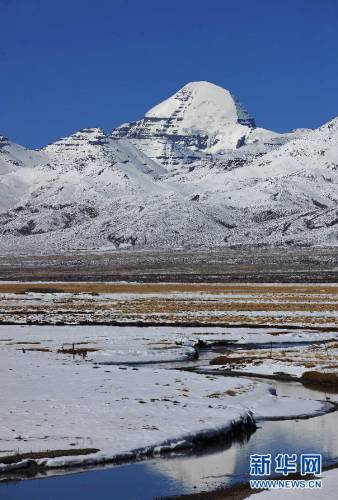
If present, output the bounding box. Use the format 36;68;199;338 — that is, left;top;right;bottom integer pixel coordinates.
0;282;337;327
0;282;337;295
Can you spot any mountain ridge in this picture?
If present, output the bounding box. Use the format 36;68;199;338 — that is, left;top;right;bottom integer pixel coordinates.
0;81;337;254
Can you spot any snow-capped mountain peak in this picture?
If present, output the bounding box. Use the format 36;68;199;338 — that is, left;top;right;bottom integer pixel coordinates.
44;128;108;156
111;81;259;158
145;81;255;130
0;84;337;253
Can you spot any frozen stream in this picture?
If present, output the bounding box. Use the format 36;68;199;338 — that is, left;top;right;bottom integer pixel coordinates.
1;342;338;500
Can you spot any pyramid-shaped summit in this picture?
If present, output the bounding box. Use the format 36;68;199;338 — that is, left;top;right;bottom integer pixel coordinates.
145;81;255;129
111;81;256;157
0;80;337;252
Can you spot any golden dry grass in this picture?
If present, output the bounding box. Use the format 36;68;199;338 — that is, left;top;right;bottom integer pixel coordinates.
301;371;338;387
207;390;238;398
0;282;337;295
112;298;338;313
0;282;337;328
209;342;338;387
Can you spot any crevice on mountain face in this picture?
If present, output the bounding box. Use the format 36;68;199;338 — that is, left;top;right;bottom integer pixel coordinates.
0;81;337;253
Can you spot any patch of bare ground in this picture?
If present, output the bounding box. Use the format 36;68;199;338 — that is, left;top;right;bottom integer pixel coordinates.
57;347;99;355
267;330;293;336
301;371;338;388
208;342;338;390
0;448;99;465
73;341;97;345
207;387;248;398
0;248;336;283
17;347;51;352
210;355;264;366
24;287;64;294
9;341;41;345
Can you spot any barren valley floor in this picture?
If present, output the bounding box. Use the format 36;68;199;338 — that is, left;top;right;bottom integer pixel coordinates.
0;248;337;283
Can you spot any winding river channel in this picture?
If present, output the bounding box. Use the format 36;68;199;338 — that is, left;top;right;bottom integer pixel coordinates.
2;340;338;500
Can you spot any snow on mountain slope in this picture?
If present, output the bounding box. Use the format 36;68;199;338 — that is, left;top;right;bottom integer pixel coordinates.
0;128;168;212
0;135;46;174
193;118;338;200
0;128;180;246
145;81;255;135
171;117;338;246
111;82;309;172
111;81;260;164
0;135;49;210
0;82;336;253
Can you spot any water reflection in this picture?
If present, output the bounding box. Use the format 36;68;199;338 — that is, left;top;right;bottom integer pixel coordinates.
150;380;338;492
2;381;338;500
0;462;181;500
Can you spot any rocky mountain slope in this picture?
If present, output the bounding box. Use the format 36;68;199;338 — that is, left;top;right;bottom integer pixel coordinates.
0;81;337;253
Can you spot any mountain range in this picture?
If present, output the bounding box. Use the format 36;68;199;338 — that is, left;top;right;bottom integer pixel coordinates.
0;81;337;253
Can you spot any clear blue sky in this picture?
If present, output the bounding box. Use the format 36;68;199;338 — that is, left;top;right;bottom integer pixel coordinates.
1;0;337;148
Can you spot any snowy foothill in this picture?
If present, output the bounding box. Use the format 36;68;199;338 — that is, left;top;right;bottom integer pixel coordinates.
0;325;333;475
0;82;337;252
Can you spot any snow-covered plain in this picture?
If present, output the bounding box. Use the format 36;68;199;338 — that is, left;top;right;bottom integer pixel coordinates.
0;325;332;475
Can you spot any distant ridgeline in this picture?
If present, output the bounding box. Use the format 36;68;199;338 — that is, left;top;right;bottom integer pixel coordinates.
0;81;337;253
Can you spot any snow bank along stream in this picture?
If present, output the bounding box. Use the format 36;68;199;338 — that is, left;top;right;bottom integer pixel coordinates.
0;325;337;489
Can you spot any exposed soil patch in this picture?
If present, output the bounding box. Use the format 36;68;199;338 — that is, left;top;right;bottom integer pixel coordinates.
57;347;99;356
0;448;100;465
25;287;65;294
301;370;338;388
17;347;51;352
0;248;337;283
9;341;41;345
